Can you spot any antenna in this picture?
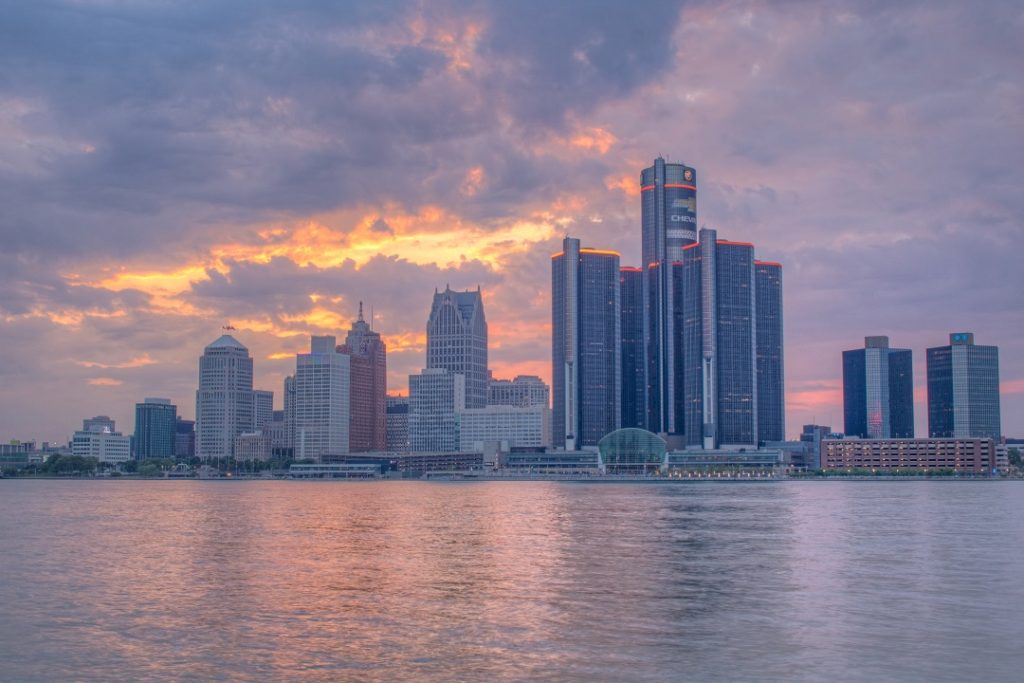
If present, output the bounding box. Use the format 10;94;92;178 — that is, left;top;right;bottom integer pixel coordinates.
358;301;364;323
370;304;375;331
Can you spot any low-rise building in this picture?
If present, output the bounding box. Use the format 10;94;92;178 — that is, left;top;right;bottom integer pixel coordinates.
458;404;550;452
234;431;272;462
71;429;131;464
821;438;996;473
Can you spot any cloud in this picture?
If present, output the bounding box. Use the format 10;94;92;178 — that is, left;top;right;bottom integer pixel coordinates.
1;0;1022;441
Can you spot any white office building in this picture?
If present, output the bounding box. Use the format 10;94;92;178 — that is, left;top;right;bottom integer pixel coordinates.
195;334;254;459
71;428;131;464
295;336;350;461
409;368;465;452
458;404;550;452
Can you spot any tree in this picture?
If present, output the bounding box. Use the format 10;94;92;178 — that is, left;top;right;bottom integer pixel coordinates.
1008;448;1021;467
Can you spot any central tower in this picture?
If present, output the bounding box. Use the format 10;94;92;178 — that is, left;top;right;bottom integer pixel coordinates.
641;157;697;435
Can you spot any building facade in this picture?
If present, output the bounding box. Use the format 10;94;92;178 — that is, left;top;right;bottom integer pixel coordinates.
294;336;350;461
681;229;784;449
927;332;1001;440
253;389;274;430
385;395;410;452
754;261;785;442
235;431;272;462
71;428;131;464
641;157;698;435
195;334;254;459
83;415;116;433
339;303;387;452
283;374;296;455
842;336;914;439
552;236;621;449
619;266;645;430
409;369;465;452
133;398;177;459
458;404;550;452
487;375;550;408
821;437;995;474
426;286;488;409
174;418;195;458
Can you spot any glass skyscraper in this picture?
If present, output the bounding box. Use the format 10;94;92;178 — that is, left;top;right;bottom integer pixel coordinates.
133;398;177;459
552;236;621;449
619;267;645;429
755;261;784;443
680;228;784;448
927;332;1001;440
641;157;697;435
425;286;488;409
842;336;914;439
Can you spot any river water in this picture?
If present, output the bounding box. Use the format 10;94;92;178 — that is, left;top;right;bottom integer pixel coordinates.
1;480;1022;682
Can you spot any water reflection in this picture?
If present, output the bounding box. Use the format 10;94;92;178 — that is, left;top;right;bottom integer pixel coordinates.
1;480;1022;682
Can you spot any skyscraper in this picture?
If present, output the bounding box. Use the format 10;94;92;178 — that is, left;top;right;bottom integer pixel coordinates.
294;335;350;461
133;398;177;459
755;261;785;442
339;302;387;452
426;286;488;409
680;228;785;448
409;368;465;452
283;374;296;453
195;334;254;459
641;157;697;435
927;332;1001;440
619;266;644;429
552;236;621;449
842;336;914;439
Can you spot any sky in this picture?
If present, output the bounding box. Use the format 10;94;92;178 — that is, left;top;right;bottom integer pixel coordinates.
1;0;1022;443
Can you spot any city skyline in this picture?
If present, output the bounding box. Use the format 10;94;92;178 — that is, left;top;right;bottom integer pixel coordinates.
1;1;1022;443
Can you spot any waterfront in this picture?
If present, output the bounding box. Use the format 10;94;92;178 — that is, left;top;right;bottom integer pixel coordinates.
1;481;1022;682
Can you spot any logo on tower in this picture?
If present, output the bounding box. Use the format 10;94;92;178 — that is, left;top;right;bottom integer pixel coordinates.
683;169;694;182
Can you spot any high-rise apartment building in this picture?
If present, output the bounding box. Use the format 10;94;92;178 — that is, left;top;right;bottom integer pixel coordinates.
253;389;274;431
487;375;550;408
409;369;465;452
619;266;644;429
842;336;914;439
927;332;1001;440
133;398;177;459
195;334;254;459
339;303;387;452
552;236;621;449
385;395;410;452
755;261;785;442
641;157;697;435
294;336;350;461
426;286;488;409
680;229;785;449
